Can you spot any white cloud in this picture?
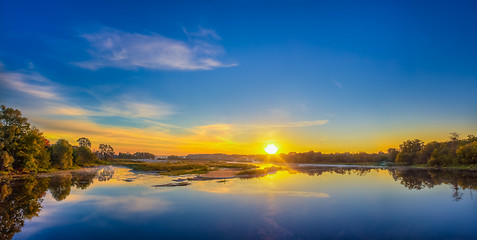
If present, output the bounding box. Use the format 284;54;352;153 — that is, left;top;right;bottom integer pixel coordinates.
0;65;176;130
0;71;60;100
98;101;174;119
184;26;222;40
75;28;236;70
37;100;175;123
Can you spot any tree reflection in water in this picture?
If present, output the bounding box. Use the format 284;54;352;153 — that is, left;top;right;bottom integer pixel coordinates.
386;168;477;201
294;166;477;202
0;167;112;239
0;166;476;239
0;177;49;240
97;168;115;181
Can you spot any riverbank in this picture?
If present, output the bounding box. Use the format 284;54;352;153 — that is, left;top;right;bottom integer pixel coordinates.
106;159;258;176
2;160;475;179
276;161;476;170
0;160;110;178
0;165;104;179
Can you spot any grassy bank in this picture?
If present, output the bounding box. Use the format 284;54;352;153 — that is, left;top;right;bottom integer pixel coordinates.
0;160;109;176
402;163;476;170
281;161;476;170
108;159;257;175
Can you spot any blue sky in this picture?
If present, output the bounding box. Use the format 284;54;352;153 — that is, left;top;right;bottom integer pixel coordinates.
1;0;476;154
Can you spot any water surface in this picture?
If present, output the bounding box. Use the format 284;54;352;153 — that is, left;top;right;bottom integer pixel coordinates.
2;165;476;239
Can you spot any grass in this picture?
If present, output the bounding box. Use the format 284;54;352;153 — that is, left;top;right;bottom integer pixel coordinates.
408;164;476;170
382;162;476;170
108;159;257;176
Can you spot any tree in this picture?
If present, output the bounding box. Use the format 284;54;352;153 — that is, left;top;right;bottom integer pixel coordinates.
448;132;460;161
15;128;51;171
449;132;460;141
419;141;441;164
387;148;399;162
396;139;423;165
456;141;477;165
0;105;50;172
117;152;155;159
51;139;73;169
98;144;114;160
73;146;97;166
77;137;91;148
428;144;452;166
1;105;30;171
464;135;477;144
0;151;14;171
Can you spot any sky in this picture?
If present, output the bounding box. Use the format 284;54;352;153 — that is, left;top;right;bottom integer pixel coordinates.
1;0;476;155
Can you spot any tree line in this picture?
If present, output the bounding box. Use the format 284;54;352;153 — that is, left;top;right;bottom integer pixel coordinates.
0;105;116;173
272;133;476;166
387;133;477;166
117;152;155;159
276;151;388;164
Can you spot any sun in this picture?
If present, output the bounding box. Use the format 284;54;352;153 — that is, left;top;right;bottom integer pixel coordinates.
265;144;278;154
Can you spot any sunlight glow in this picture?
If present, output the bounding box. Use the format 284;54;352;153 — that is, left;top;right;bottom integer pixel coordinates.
265;144;278;154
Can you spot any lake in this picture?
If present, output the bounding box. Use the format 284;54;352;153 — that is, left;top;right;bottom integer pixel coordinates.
2;164;476;239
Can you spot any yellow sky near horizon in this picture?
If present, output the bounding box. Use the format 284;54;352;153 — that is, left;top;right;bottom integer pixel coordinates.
34;116;475;155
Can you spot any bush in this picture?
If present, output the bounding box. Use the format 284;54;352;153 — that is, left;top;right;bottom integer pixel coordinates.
51;139;73;169
73;146;98;166
456;141;477;165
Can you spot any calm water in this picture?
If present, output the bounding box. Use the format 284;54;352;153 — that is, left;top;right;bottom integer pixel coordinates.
1;165;476;240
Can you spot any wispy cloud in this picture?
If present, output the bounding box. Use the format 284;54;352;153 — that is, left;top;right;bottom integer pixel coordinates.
332;79;342;88
1;64;176;132
44;101;174;120
98;101;174;119
0;71;60;100
189;119;329;140
75;28;236;70
183;26;222;40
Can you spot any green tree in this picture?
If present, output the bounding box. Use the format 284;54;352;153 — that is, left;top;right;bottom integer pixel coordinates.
51;139;73;169
37;138;51;170
0;105;50;172
0;151;14;171
1;105;30;171
396;139;423;165
456;141;477;165
73;146;97;166
419;141;441;164
77;137;91;148
428;143;452;166
15;128;51;171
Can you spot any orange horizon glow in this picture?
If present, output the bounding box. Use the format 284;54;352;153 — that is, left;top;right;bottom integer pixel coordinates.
36;117;476;156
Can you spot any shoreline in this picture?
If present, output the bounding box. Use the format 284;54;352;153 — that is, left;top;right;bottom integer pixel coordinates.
0;165;105;179
1;161;475;179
